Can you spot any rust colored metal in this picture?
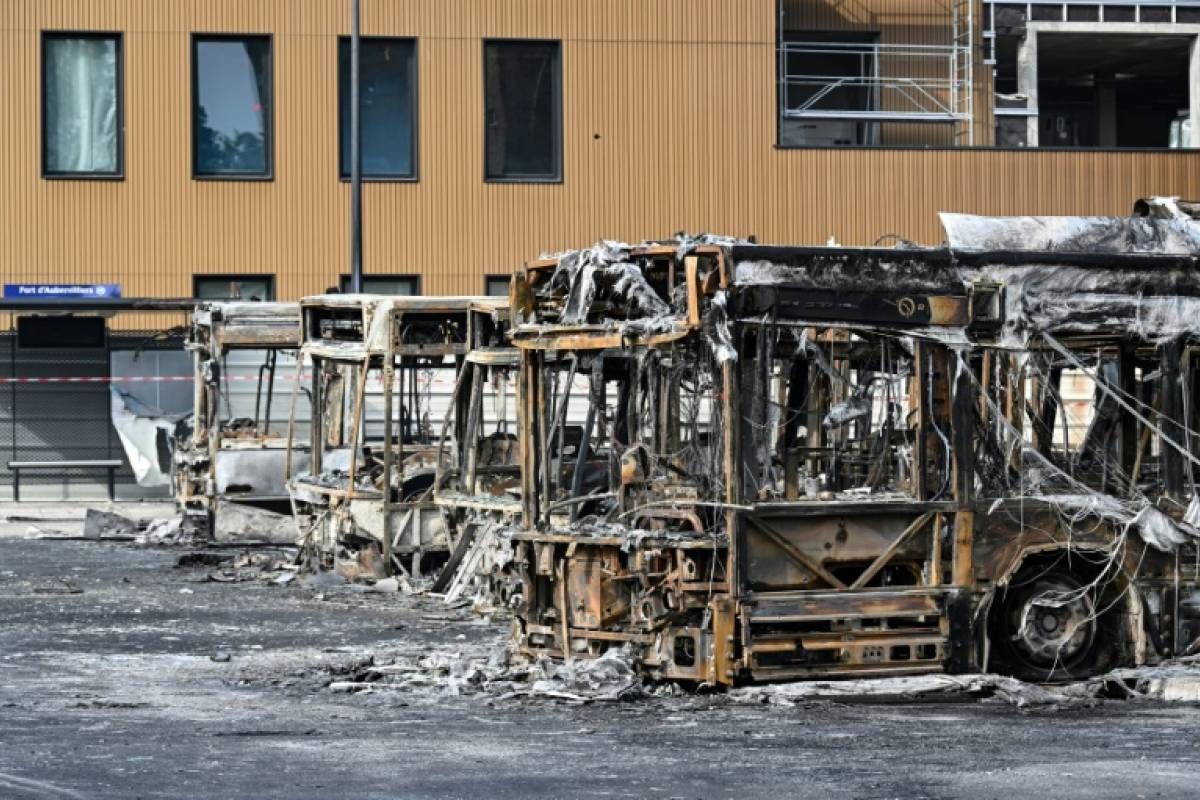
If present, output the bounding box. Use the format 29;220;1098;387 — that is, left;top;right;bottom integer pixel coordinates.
174;301;302;540
467;223;1200;685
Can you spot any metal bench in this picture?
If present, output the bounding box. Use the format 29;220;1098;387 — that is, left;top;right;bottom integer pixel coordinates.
7;459;123;502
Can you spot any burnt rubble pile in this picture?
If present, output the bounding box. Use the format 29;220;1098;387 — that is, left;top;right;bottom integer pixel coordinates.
324;641;668;704
180;550;299;584
733;658;1200;710
309;633;1200;709
318;635;1200;709
79;508;201;547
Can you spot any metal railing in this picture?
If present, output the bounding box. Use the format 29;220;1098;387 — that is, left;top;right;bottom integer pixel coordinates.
778;41;972;123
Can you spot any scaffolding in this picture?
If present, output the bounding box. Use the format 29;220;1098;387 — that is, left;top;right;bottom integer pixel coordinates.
779;0;975;144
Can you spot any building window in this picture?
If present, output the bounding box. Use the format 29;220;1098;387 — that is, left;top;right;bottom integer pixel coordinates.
192;35;272;177
991;23;1197;149
484;275;509;296
778;0;976;149
337;275;420;295
338;37;417;180
194;275;275;301
778;32;882;147
42;32;122;177
484;40;561;182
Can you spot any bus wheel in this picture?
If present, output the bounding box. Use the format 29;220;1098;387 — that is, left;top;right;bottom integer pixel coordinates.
989;565;1109;682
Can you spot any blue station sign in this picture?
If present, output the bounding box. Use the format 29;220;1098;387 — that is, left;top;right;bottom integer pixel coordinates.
4;284;122;300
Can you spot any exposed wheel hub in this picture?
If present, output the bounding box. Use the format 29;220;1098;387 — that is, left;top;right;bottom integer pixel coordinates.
1009;576;1096;667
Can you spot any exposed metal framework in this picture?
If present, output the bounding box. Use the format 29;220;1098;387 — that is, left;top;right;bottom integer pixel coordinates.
175;301;303;540
286;295;511;581
954;0;975;144
987;0;1200;25
477;210;1200;686
984;0;1200;62
778;0;975;143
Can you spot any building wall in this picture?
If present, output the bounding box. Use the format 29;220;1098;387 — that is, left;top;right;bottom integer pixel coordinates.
3;0;1199;304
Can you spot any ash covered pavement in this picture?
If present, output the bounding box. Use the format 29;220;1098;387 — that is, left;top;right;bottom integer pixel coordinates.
2;527;1200;799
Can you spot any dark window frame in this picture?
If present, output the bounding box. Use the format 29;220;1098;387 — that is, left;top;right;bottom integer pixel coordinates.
337;273;422;295
191;33;275;181
192;274;277;301
41;30;125;180
484;274;510;296
337;36;420;182
482;38;563;184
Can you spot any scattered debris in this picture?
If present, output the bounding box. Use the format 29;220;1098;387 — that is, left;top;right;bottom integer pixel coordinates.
204;551;296;584
175;552;232;569
309;633;1200;711
137;516;188;546
173;548;298;585
70;700;150;710
301;570;347;590
370;576;406;594
83;508;138;541
319;640;658;704
211;503;296;545
32;578;83;595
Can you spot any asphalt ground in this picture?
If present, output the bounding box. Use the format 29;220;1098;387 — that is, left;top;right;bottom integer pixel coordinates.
2;520;1200;799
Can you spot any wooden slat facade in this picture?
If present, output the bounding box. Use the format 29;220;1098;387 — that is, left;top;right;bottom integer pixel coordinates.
2;0;1199;307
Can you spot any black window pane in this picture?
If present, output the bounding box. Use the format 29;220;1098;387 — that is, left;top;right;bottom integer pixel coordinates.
194;276;274;301
485;276;509;296
484;41;560;180
193;37;271;176
339;39;416;178
337;275;419;295
44;35;120;174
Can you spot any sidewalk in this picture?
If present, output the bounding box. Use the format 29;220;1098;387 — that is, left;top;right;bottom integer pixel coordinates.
0;500;177;538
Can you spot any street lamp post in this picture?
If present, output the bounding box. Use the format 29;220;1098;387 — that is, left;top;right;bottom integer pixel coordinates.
349;0;363;293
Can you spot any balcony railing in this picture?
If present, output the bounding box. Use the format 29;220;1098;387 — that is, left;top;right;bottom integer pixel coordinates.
778;41;972;124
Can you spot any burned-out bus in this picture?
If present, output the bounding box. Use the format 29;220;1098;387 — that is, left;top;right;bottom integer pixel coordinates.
428;298;522;599
175;301;303;540
285;295;506;580
500;215;1200;684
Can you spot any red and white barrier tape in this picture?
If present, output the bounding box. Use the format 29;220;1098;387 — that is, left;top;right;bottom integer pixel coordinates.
0;373;457;386
0;375;193;385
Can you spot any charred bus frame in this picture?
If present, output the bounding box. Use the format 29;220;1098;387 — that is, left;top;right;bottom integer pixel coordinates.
287;295;500;579
504;224;1200;684
426;299;523;597
176;301;302;538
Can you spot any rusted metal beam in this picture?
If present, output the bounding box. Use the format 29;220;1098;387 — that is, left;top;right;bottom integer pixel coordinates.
746;517;848;591
952;510;975;587
1161;339;1186;500
848;513;933;590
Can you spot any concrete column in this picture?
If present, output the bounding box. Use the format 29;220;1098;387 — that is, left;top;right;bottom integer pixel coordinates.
1017;32;1039;147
